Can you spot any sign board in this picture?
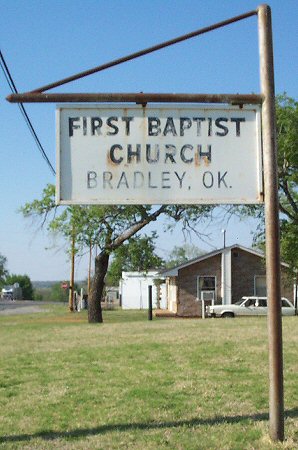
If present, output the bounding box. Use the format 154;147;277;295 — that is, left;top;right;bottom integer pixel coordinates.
56;104;263;205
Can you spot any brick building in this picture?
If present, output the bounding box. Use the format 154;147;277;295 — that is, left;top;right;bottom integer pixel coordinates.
160;245;293;317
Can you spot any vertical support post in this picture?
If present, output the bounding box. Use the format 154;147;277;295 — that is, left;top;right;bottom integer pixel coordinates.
148;285;153;321
69;227;75;312
294;273;298;312
202;299;205;319
258;4;284;441
88;239;92;296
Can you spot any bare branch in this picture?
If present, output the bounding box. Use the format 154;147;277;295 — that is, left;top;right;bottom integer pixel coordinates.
108;205;167;251
279;180;298;217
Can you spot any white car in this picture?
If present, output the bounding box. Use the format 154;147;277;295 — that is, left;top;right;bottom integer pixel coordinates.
207;296;296;318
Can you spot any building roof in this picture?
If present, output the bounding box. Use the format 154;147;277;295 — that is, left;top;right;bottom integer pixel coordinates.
121;270;161;279
159;244;286;277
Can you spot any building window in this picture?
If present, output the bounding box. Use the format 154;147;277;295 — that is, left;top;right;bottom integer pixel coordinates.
254;275;267;296
197;276;216;301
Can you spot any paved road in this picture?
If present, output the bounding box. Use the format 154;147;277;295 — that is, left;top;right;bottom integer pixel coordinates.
0;300;50;315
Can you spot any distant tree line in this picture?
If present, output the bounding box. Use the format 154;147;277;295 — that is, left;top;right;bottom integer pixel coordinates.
0;254;34;300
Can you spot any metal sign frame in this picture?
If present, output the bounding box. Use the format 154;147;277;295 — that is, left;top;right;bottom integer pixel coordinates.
6;4;284;442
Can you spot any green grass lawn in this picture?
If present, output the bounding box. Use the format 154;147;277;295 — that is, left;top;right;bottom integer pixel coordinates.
0;305;297;449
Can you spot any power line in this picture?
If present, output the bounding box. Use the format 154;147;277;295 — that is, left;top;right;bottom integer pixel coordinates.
0;49;56;175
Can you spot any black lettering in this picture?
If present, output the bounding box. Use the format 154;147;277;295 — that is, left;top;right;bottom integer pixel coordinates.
148;172;157;188
203;171;214;188
218;171;228;188
193;117;205;136
117;172;129;189
231;118;245;136
148;117;161;136
83;117;87;136
215;117;228;136
208;118;212;136
107;116;119;135
175;171;186;188
87;171;97;188
163;117;177;136
110;145;123;164
127;144;141;163
180;145;193;163
198;144;212;162
91;117;103;135
69;117;80;136
180;117;192;136
146;144;159;163
133;172;144;188
161;172;171;189
103;171;113;189
122;117;134;136
164;145;176;163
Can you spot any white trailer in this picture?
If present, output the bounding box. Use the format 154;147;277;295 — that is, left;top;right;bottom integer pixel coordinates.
120;271;166;310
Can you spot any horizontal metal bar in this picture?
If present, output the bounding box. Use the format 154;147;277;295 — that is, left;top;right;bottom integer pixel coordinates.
28;9;257;94
6;92;263;104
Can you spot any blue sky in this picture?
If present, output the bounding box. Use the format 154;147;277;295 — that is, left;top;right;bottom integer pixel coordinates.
0;0;297;281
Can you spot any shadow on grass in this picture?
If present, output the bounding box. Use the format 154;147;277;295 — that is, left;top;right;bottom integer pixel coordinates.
1;409;297;444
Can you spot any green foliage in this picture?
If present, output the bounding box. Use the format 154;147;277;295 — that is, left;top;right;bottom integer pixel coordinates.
4;274;34;300
276;94;298;272
21;186;214;259
166;243;204;268
0;253;9;285
21;184;56;220
20;184;214;322
280;221;298;273
34;283;82;302
276;94;298;186
33;290;44;301
106;233;164;285
236;95;298;272
20;185;214;274
48;283;69;302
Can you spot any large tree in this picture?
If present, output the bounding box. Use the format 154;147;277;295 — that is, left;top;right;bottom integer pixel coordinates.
106;233;164;286
0;253;9;285
238;95;298;272
85;204;213;323
4;274;34;300
276;95;298;272
21;187;213;322
165;243;204;268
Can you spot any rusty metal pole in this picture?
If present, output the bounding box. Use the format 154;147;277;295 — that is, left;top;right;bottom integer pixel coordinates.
258;4;284;441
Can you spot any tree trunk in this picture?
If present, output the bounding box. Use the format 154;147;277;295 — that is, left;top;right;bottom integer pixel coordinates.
87;205;168;323
88;251;109;323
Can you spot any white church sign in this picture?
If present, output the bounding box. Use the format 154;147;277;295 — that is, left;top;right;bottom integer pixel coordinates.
56;104;262;205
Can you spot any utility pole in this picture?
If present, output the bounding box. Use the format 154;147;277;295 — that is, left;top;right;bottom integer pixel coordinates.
88;239;92;296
